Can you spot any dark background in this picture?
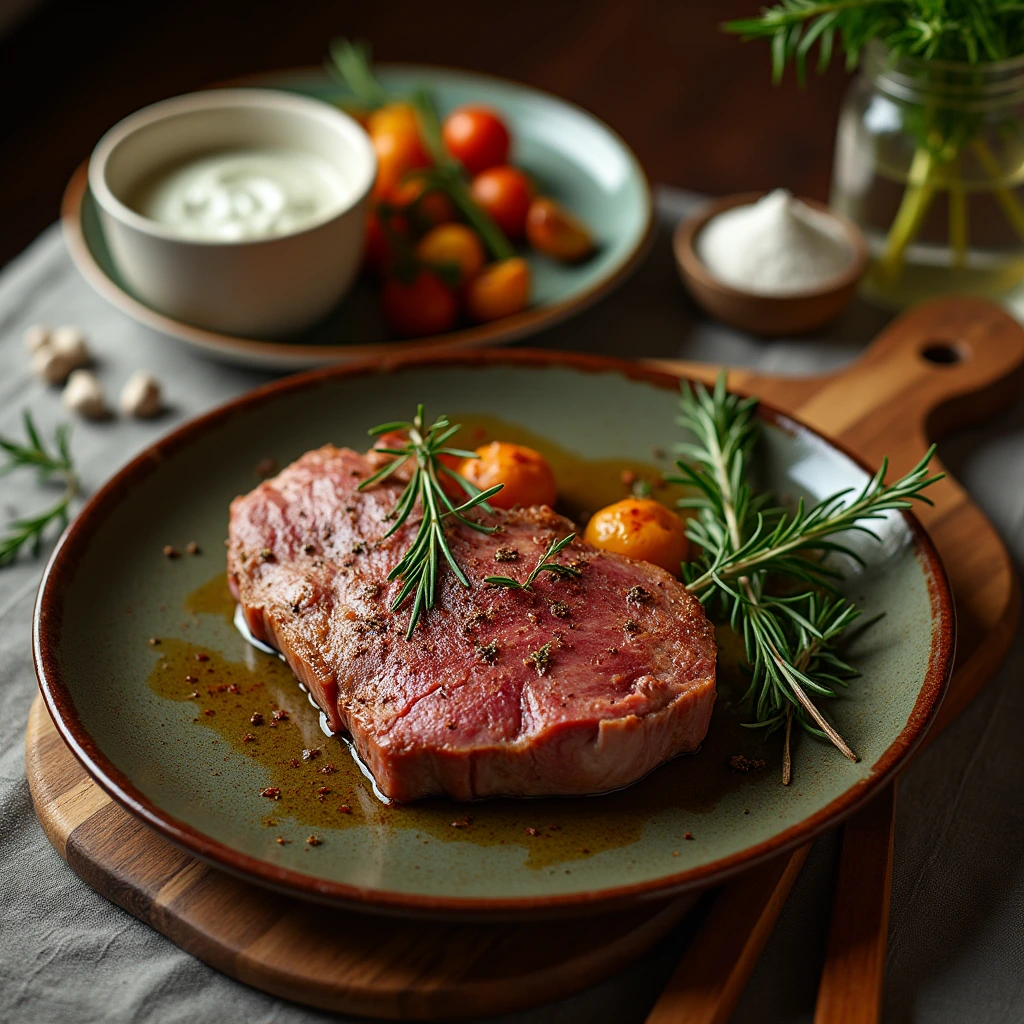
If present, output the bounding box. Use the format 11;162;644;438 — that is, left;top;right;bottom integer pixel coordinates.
0;0;852;268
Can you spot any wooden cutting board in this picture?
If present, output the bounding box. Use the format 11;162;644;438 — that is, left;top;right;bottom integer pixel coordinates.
27;297;1024;1021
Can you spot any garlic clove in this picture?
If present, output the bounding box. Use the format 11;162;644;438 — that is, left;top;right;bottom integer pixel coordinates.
63;369;109;420
50;325;92;370
120;370;163;418
23;324;50;354
32;346;77;385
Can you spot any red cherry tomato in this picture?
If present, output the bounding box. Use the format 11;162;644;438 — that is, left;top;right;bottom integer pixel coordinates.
382;270;459;337
363;209;410;277
470;166;533;240
442;106;511;176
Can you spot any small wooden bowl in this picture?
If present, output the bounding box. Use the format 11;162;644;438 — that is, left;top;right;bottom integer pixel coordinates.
673;191;869;336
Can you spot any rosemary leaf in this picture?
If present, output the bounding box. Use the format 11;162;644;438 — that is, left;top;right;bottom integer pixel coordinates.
359;405;502;638
670;373;941;777
484;533;581;591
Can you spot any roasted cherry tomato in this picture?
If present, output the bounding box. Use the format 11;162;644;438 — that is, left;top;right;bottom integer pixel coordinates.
381;269;458;337
459;442;557;510
526;197;595;262
583;499;689;575
391;177;457;229
415;224;486;286
464;257;531;321
442;106;511;176
363;209;410;277
367;103;421;142
372;128;431;201
469;166;533;240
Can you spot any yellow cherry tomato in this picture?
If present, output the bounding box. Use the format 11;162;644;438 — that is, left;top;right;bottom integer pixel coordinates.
463;257;531;322
583;498;689;575
415;224;487;286
459;442;557;510
367;103;421;141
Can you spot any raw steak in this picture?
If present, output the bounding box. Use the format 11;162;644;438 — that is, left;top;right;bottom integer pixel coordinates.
228;444;717;802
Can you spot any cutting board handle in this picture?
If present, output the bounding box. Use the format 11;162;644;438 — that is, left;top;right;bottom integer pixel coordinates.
771;297;1024;459
649;297;1024;472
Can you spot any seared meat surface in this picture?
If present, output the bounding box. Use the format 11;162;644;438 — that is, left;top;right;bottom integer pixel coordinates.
228;445;716;802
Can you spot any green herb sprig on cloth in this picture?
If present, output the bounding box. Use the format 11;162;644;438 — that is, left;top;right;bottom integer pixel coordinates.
359;405;502;638
0;412;79;567
669;374;942;779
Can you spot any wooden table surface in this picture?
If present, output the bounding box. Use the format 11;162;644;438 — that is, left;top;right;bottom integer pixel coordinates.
0;0;850;268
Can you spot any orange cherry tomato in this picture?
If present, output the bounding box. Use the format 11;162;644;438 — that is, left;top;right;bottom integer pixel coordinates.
442;106;511;176
526;197;595;262
470;166;533;239
415;224;486;286
391;178;457;228
464;257;531;322
459;442;557;510
367;103;421;141
364;209;410;277
381;270;458;337
583;499;689;575
372;129;431;201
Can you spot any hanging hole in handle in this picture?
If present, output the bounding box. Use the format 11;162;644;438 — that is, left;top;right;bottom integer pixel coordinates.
921;342;966;366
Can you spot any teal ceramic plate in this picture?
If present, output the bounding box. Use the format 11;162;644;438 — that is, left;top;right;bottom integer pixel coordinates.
34;351;953;918
61;66;653;371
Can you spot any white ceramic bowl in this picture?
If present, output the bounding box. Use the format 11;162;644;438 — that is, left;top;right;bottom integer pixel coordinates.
89;89;376;338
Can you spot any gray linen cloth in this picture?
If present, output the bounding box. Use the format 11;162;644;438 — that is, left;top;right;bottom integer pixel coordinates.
1;189;1022;1023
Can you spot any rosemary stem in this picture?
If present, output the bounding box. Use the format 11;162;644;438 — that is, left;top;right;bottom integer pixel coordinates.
948;156;968;269
695;385;857;765
971;137;1024;241
877;145;936;283
770;637;857;760
687;474;922;594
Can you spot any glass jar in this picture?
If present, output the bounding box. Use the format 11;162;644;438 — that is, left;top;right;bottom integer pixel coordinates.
830;41;1024;309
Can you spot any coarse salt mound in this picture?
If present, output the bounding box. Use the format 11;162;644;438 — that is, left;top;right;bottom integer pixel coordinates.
697;189;853;296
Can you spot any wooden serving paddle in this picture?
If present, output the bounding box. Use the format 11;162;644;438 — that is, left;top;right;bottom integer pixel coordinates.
26;298;1022;1021
643;296;1024;1023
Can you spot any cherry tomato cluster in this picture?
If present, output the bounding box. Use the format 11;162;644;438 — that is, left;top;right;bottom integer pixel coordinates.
359;101;595;338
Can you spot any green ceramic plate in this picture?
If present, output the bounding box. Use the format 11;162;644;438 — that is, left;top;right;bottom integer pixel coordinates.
61;66;653;371
34;351;953;918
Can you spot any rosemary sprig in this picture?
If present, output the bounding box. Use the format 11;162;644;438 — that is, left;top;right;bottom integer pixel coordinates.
359;406;502;638
326;38;389;107
724;3;1024;291
668;374;942;775
1;411;79;567
484;533;581;590
724;1;1024;84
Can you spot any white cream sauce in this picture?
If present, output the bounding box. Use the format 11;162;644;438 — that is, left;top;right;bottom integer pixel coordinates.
131;148;351;242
